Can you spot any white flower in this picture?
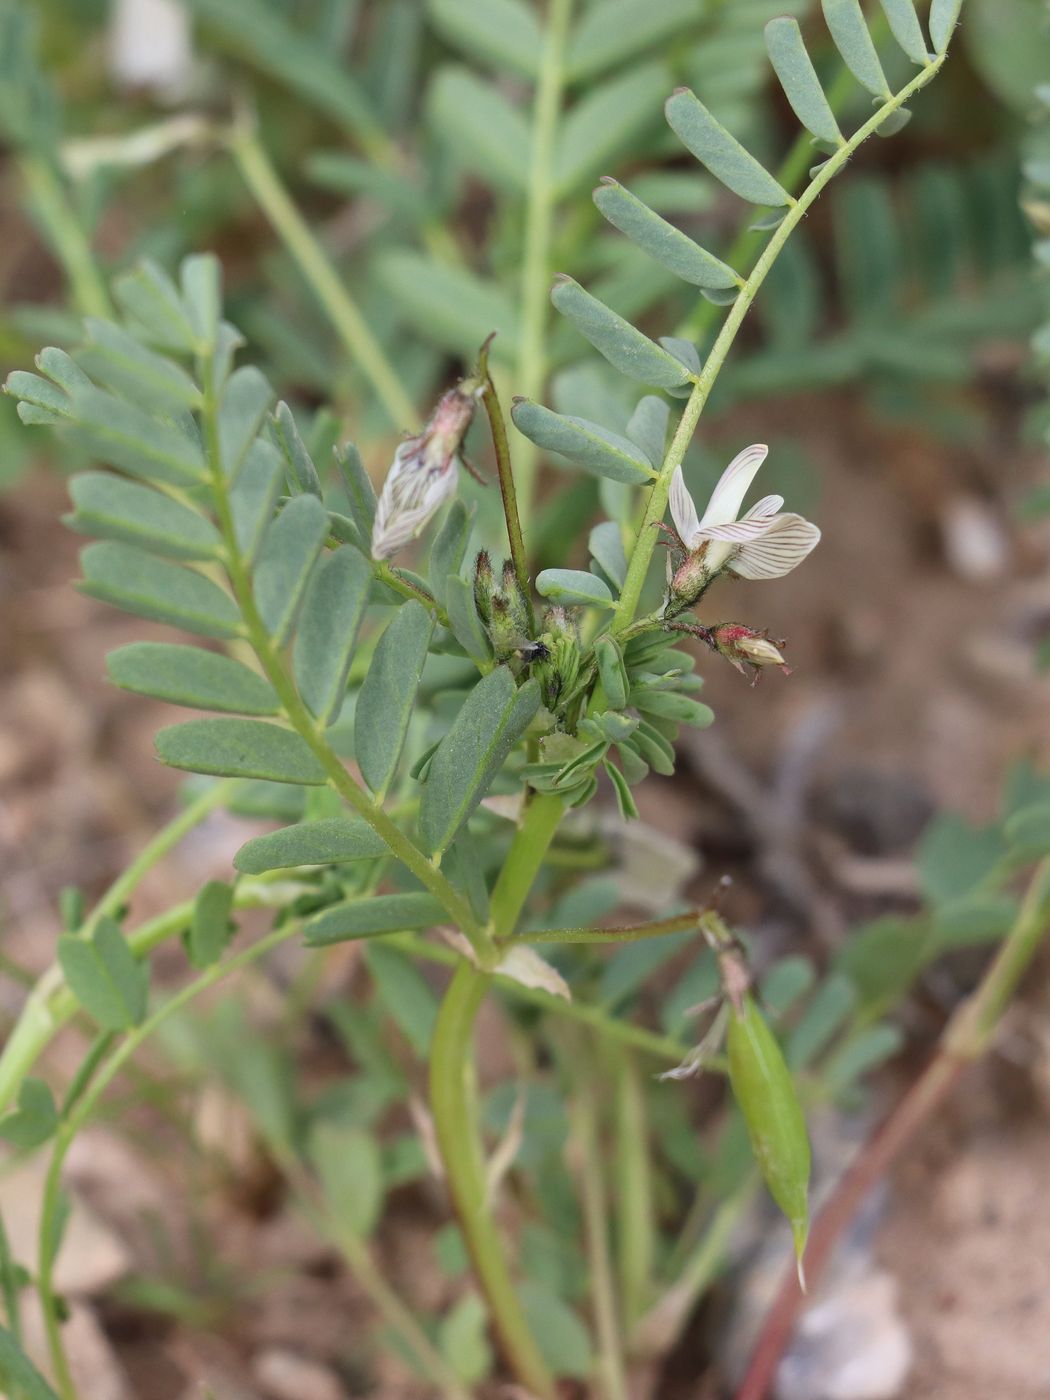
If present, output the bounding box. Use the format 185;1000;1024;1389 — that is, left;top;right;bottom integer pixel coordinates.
668;444;820;582
109;0;194;100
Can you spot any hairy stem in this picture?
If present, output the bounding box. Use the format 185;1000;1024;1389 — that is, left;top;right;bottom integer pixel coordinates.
227;126;416;431
614;53;946;633
738;858;1050;1400
515;0;575;524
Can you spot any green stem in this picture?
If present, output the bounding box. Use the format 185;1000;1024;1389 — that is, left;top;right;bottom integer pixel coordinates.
200;351;487;956
37;919;299;1398
613;53;946;633
227;127;416;431
490;793;565;938
515;0;575;524
429;964;556;1399
19;156;111;320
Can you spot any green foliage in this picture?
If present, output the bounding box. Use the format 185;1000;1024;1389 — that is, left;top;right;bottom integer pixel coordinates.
58;918;148;1031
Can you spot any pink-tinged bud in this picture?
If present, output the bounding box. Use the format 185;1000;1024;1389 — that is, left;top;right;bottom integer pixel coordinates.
708;623;790;684
371;382;481;560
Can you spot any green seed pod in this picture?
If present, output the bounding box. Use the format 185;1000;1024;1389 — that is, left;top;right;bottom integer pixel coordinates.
726;993;811;1272
595;634;628;709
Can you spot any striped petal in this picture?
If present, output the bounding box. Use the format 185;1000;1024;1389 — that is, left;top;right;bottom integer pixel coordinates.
743;493;784;519
727;513;821;580
699;444;768;528
696;514;779;544
669;465;702;547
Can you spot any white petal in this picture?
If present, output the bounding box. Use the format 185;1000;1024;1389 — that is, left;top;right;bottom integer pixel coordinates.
669;465;702;547
728;514;821;580
743;493;784;520
696;514;779;544
699;444;768;527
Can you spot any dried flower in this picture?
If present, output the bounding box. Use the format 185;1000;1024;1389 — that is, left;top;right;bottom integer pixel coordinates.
664;444;820;611
371;381;480;560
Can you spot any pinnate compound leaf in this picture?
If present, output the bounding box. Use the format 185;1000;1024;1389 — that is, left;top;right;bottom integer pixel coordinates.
107;642;280;715
218;365;273;477
58;917;148;1030
66;472;222;560
550;278;692;389
0;1322;63;1399
879;0;930;64
308;1122;385;1237
426;0;541;79
79;542;241;638
187;879;235;969
76;318;201;413
155;718;326;784
356;601;435;797
665;89;791;206
272;400;322;497
253;494;330;643
230;439;285;563
511;400;656;485
536;569;614;608
765;18;843;146
0;1078;58;1150
593;180;740;290
114;259;199;351
293;545;372;723
304;892;446;944
68;387;207;486
419;669;541;854
234;817;387;874
821;0;891;97
427;66;529;194
929;0;963;55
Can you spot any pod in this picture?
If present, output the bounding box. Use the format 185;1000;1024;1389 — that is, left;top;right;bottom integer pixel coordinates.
727;993;811;1271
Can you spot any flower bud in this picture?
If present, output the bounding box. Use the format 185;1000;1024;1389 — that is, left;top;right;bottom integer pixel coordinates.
708;623;790;683
534;608;582;712
473;549;494;624
501;559;531;636
371;382;480;560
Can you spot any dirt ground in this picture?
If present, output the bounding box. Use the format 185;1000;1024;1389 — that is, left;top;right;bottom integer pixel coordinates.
2;382;1050;1397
